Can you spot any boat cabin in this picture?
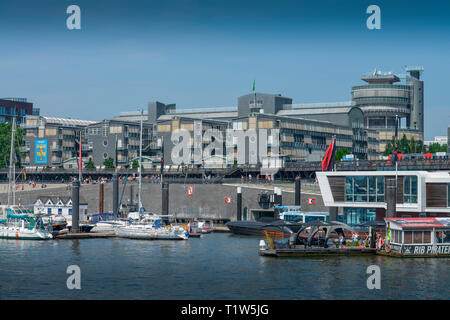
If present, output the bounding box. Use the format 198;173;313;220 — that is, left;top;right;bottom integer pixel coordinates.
385;217;450;256
276;206;329;223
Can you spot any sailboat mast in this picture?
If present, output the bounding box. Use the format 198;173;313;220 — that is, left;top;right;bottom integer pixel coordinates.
8;117;17;206
138;108;143;211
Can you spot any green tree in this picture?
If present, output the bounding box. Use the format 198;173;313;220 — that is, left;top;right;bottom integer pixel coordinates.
428;143;447;153
384;134;426;156
0;123;25;168
132;159;139;169
85;157;95;169
103;157;115;169
335;148;350;161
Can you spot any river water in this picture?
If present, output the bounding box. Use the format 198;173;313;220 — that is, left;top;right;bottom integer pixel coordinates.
0;233;448;299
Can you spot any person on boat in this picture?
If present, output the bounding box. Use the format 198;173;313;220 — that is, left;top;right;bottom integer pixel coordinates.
339;233;344;248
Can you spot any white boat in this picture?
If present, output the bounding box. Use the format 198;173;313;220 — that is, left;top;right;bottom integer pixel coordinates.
115;215;189;240
114;110;188;240
0;206;53;240
0;117;52;240
90;213;127;233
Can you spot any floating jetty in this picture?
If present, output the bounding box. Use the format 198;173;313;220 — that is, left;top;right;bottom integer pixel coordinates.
259;246;376;257
55;232;115;239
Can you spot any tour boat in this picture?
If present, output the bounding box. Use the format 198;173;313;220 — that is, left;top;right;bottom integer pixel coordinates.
381;217;450;257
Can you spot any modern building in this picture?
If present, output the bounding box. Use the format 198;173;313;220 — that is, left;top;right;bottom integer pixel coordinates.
351;67;424;153
316;170;450;227
0;98;37;124
21;115;96;167
85;119;156;168
424;136;448;147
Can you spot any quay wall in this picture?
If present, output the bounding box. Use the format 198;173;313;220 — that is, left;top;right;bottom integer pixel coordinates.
0;182;325;221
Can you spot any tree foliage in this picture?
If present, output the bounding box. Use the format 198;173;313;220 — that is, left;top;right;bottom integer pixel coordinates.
0;123;25;168
335;148;350;161
384;134;425;156
85;157;95;169
132;159;139;169
103;157;115;169
428;142;447;153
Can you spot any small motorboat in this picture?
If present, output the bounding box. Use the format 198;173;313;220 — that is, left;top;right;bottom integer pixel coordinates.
189;220;214;234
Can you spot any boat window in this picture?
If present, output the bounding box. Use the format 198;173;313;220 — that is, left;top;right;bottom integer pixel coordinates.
413;231;423;244
392;230;401;243
404;231;412;244
304;215;325;223
423;231;431;243
436;231;450;244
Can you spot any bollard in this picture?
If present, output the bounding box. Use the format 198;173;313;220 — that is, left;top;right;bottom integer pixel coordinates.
71;180;80;233
113;173;119;215
237;187;242;221
99;182;104;213
162;182;169;216
385;176;397;218
329;207;338;222
294;177;301;206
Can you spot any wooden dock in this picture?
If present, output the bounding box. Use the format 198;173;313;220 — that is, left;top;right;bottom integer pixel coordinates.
259;246;377;257
213;226;230;233
189;233;202;238
55;232;116;239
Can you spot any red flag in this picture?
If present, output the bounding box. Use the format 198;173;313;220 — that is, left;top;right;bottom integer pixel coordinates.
321;138;335;171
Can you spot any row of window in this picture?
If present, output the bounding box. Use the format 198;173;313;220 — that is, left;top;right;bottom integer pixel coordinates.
345;176;385;203
391;230;450;244
344;175;418;204
47;208;72;215
0;107;27;116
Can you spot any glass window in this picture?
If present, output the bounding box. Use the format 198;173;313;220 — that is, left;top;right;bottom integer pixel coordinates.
404;176;418;203
413;231;423;244
343;208;376;227
448;184;450;207
47;208;51;214
58;208;62;215
404;231;412;244
344;176;384;203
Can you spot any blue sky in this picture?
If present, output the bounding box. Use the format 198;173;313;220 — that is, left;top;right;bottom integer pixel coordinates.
0;0;449;139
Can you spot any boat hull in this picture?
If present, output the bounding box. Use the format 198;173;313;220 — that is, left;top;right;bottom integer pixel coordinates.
0;225;53;240
226;221;293;239
115;226;188;240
